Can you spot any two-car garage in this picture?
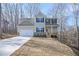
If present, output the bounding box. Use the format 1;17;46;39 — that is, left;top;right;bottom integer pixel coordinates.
17;19;34;37
17;26;34;37
19;30;33;37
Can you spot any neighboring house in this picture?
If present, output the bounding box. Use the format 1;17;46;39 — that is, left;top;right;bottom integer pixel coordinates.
17;12;58;37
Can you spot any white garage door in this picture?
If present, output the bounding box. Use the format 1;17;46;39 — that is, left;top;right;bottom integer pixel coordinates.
19;30;33;37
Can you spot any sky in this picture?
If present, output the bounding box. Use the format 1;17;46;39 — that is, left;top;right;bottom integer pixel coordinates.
40;3;53;15
40;3;74;26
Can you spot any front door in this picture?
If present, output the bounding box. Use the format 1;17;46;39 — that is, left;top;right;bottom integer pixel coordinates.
46;26;51;37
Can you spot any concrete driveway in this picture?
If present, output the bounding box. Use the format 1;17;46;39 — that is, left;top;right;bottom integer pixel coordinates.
0;36;32;56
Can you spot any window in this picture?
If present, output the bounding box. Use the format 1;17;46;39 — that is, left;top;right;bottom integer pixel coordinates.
45;19;50;25
36;27;44;32
36;18;44;22
51;19;57;24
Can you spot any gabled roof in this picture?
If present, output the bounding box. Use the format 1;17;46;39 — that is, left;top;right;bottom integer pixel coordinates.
19;18;34;26
35;11;47;18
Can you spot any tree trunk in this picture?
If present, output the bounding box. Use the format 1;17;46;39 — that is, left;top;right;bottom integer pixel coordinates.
0;3;2;39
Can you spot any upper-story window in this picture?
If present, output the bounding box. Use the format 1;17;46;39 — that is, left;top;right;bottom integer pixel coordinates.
45;19;50;25
51;19;57;24
45;18;57;25
36;18;44;22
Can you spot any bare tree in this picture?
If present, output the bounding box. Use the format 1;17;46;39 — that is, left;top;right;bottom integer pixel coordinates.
72;3;79;49
0;3;2;38
48;4;67;41
20;4;24;19
14;4;19;34
27;3;40;18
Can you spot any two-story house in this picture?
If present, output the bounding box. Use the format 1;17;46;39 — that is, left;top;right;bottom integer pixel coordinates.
17;12;58;37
